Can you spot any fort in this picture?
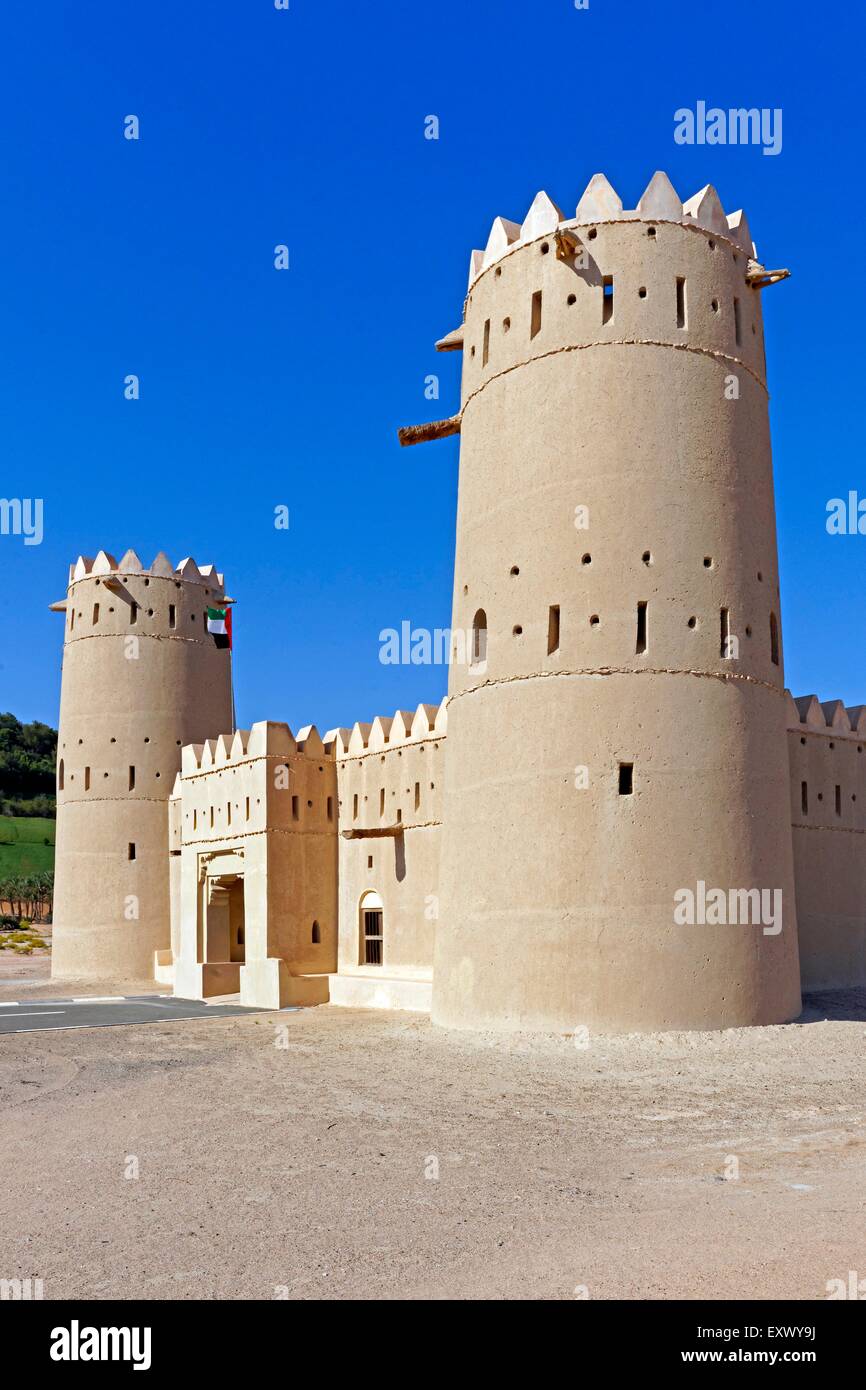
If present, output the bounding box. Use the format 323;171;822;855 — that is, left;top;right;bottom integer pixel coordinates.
49;171;865;1031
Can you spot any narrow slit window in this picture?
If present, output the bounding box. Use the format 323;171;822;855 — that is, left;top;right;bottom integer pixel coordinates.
58;759;64;791
128;765;136;790
130;602;138;625
92;602;99;625
169;603;176;629
733;297;741;347
245;796;250;821
379;788;385;817
70;608;75;631
770;612;780;666
471;608;488;666
547;604;560;655
602;275;614;324
720;608;731;659
353;792;359;820
227;802;231;826
676;276;687;329
530;290;543;339
482;318;490;366
291;795;299;821
193;809;197;830
128;842;136;861
801;781;808;815
835;784;842;817
636;601;647;655
327;796;333;821
209;806;214;828
84;766;90;791
312;921;321;945
414;781;420;811
619;763;634;795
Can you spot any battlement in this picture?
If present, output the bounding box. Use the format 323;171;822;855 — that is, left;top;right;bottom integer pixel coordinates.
325;700;448;759
787;692;866;737
468;171;758;290
178;720;334;778
67;549;226;593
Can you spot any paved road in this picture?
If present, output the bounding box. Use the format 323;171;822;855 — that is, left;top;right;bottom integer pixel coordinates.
0;994;290;1034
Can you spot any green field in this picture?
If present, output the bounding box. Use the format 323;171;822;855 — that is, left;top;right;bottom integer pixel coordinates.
0;816;56;876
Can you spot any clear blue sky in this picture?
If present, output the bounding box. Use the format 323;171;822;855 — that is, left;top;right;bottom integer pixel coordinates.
1;0;863;732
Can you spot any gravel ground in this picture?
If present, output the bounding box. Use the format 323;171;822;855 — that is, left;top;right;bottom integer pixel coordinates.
1;966;864;1301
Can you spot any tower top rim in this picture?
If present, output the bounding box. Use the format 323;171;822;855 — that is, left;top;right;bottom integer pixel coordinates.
467;172;757;291
66;549;226;592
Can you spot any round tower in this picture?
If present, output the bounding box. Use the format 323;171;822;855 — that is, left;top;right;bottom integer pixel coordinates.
51;549;233;980
432;171;802;1032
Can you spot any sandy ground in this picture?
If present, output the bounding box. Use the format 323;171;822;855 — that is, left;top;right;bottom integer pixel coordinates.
1;960;865;1301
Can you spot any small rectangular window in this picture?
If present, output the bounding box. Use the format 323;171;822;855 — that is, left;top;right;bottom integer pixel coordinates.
227;802;232;826
169;603;176;629
209;806;214;828
530;290;543;339
128;842;136;861
363;909;384;966
327;796;333;821
128;765;136;791
414;781;420;811
720;608;731;659
676;276;687;329
835;784;842;817
291;795;299;821
367;855;373;869
770;612;780;666
602;276;614;324
245;796;250;821
353;792;358;820
70;608;75;631
482;318;490;367
801;781;808;815
619;763;634;796
379;788;385;817
92;602;99;625
547;604;560;655
733;297;741;347
193;809;197;830
130;603;138;625
84;766;90;791
636;602;647;655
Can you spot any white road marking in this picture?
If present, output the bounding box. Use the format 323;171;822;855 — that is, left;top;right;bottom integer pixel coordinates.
2;1011;65;1018
71;996;124;1003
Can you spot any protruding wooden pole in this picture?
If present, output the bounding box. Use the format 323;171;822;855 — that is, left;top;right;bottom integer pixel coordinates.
397;414;462;447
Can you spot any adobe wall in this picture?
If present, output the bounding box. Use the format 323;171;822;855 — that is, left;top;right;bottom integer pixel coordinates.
331;702;446;997
787;695;866;990
172;721;337;1005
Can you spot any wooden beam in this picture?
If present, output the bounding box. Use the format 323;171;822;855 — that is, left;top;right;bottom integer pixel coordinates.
397;414;461;448
341;825;404;840
746;262;791;289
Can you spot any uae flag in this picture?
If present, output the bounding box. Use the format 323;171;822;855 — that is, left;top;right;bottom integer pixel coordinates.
207;605;232;650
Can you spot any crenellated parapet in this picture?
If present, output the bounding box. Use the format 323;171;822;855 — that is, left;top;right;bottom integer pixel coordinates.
325;700;447;761
466;171;763;292
179;720;335;777
65;549;227;594
787;693;866;738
